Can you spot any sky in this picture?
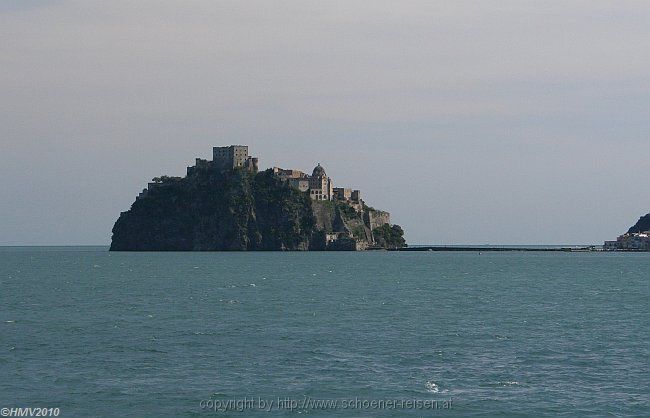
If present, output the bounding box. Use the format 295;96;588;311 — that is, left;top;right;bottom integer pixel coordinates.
1;0;649;245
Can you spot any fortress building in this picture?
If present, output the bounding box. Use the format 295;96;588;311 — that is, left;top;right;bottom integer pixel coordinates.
187;145;258;176
213;145;258;171
185;145;367;210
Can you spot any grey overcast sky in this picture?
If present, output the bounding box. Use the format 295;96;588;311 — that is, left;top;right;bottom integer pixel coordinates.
1;0;649;245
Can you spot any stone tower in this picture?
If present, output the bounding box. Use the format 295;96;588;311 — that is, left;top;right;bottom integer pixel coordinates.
213;145;249;170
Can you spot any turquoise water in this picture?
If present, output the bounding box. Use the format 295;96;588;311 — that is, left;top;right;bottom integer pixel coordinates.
1;247;648;416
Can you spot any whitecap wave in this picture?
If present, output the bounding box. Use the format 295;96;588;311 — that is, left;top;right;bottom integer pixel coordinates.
425;381;439;393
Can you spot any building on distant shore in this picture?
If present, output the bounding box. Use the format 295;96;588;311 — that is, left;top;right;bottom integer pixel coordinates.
604;232;650;251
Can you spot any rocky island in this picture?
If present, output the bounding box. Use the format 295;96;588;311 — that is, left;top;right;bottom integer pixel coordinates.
110;145;406;251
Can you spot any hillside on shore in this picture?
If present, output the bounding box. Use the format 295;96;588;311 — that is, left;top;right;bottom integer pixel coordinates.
628;213;650;234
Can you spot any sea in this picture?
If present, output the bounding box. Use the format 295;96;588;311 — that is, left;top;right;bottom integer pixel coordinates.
1;247;648;417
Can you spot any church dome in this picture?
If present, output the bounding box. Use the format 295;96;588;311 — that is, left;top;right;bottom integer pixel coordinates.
312;163;326;177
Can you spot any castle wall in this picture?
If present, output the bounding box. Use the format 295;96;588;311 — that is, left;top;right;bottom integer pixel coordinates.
273;167;307;179
334;188;352;200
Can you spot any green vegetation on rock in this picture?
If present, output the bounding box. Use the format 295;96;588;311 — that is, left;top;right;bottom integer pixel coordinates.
111;169;316;251
372;224;406;249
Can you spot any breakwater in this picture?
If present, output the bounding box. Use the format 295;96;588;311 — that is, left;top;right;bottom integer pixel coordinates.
390;246;598;252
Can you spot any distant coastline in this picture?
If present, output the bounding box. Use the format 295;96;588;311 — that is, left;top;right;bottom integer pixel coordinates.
392;245;600;252
0;244;616;253
603;213;650;251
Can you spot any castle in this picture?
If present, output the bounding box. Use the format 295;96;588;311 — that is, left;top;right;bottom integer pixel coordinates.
185;145;370;213
127;145;399;250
